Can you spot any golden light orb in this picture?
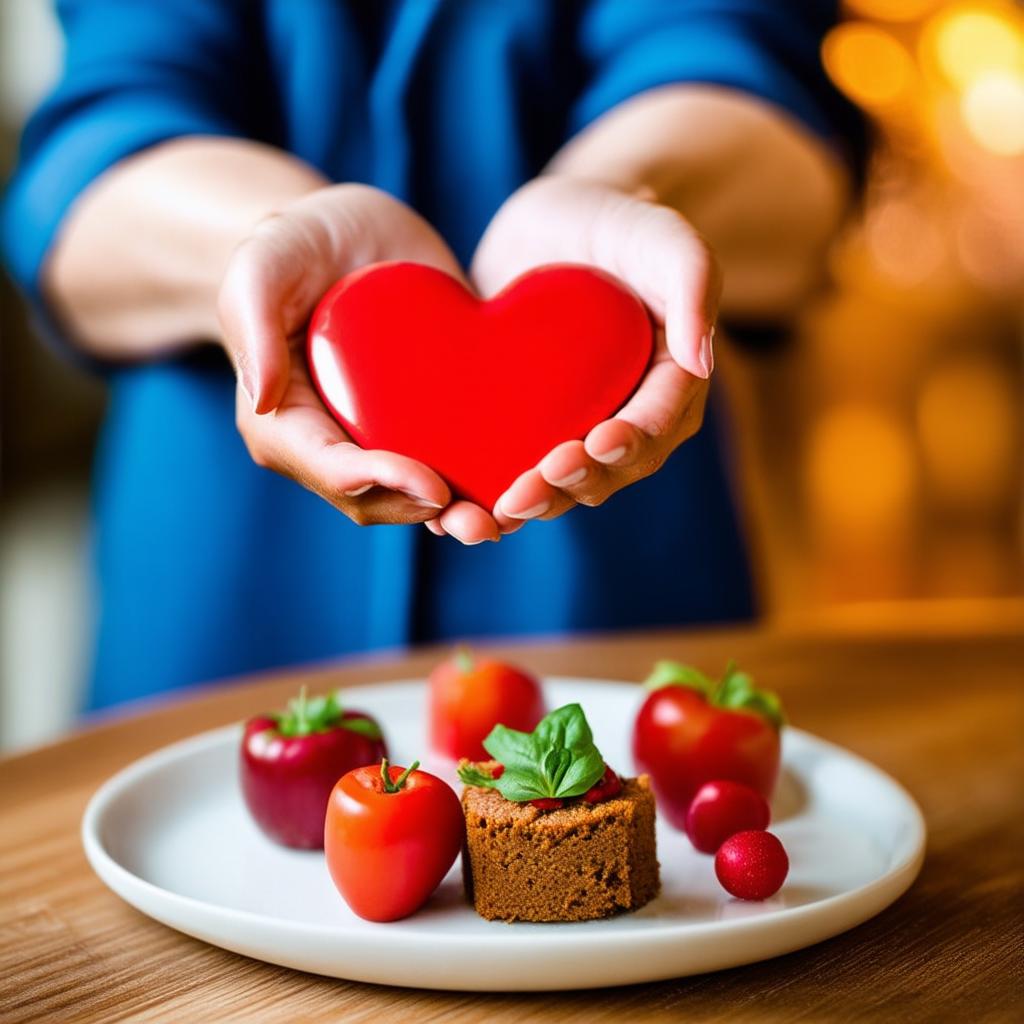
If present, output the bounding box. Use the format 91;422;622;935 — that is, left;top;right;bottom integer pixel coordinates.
960;71;1024;155
925;6;1024;90
823;23;914;107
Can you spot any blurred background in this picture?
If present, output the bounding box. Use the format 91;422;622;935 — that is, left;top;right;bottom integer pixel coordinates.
1;0;1022;751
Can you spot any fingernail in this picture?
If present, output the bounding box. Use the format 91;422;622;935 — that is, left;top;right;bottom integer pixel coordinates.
593;446;627;466
343;484;373;497
238;364;258;412
699;325;716;379
502;499;549;520
402;492;445;509
550;467;587;488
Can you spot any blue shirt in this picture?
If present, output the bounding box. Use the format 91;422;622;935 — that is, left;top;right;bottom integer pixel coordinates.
2;1;856;709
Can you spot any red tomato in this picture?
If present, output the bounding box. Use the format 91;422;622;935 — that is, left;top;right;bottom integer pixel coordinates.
632;662;783;832
685;779;771;854
429;649;545;760
324;760;463;922
715;830;789;901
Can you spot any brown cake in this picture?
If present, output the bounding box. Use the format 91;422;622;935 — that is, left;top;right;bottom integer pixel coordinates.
461;763;660;923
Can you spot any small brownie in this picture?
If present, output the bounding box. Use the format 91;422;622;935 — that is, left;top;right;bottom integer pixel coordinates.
461;765;660;923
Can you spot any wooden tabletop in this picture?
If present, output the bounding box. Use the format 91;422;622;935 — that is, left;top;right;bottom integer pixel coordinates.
2;607;1022;1023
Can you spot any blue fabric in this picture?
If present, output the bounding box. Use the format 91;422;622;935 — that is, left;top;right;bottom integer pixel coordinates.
2;1;855;709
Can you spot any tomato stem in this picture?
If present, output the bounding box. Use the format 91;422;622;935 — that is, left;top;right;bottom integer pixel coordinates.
294;685;309;734
454;645;474;674
380;757;420;793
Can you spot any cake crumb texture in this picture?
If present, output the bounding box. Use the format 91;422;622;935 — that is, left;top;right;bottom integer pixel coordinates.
461;771;660;923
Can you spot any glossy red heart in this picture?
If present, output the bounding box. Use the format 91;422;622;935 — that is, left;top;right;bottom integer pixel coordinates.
307;262;653;510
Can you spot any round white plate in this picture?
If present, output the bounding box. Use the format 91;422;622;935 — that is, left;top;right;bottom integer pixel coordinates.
82;678;925;991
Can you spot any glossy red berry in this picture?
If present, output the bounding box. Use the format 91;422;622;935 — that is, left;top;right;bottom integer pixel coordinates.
686;779;771;854
583;764;623;804
715;830;789;901
529;797;564;811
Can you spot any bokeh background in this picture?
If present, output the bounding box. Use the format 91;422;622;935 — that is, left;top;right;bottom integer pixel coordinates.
2;0;1022;751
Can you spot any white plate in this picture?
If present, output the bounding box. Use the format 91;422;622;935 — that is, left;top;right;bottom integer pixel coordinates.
82;678;925;991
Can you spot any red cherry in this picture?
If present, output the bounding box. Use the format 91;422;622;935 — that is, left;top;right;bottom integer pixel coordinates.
685;779;771;854
583;764;623;804
715;830;789;901
530;797;564;811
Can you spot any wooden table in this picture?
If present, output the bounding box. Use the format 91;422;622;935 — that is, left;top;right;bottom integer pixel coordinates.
2;611;1022;1023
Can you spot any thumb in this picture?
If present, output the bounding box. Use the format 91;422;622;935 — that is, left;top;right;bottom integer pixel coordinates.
593;194;720;379
217;237;295;414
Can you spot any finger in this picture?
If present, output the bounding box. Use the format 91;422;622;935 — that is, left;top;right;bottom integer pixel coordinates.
608;356;707;446
495;469;575;529
438;501;501;545
537;440;594;490
424;519;447;537
599;198;720;380
239;398;451;513
536;440;617;508
218;243;293;414
347;487;448;526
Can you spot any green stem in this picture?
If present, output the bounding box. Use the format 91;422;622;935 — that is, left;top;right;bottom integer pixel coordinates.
454;645;475;674
380;757;421;793
710;660;737;706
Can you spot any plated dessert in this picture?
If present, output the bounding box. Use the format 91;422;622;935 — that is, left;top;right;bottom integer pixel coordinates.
461;760;659;922
238;654;790;923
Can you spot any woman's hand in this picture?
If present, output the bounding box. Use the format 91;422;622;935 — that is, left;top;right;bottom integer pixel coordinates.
218;184;501;542
470;176;720;532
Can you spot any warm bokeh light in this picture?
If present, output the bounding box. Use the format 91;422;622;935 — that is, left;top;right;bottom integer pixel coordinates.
925;6;1024;90
960;72;1024;154
916;358;1019;511
845;0;941;23
806;405;916;538
822;23;914;107
865;198;946;285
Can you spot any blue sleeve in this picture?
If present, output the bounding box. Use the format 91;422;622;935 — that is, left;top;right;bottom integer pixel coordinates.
573;0;864;169
1;0;272;303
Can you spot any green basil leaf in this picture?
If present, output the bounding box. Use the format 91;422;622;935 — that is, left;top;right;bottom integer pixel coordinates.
712;663;785;729
643;660;714;694
476;703;609;804
542;746;571;792
339;715;382;740
457;763;499;788
483;723;541;768
534;703;591;752
494;766;552;802
555;747;606;798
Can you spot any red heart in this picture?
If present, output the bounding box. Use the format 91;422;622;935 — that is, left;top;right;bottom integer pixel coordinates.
307;262;653;510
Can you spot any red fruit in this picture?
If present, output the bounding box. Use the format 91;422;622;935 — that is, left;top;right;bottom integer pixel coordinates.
715;830;789;901
529;797;564;811
583;764;623;804
685;780;771;854
429;648;545;761
240;690;387;849
632;661;783;831
324;759;463;922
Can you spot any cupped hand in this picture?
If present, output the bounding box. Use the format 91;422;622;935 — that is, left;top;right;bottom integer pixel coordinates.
470;176;720;532
218;184;500;543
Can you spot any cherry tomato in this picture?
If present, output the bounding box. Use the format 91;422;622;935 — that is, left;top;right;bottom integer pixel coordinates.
685;779;771;854
324;759;463;922
632;661;782;831
429;648;545;760
714;830;789;901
